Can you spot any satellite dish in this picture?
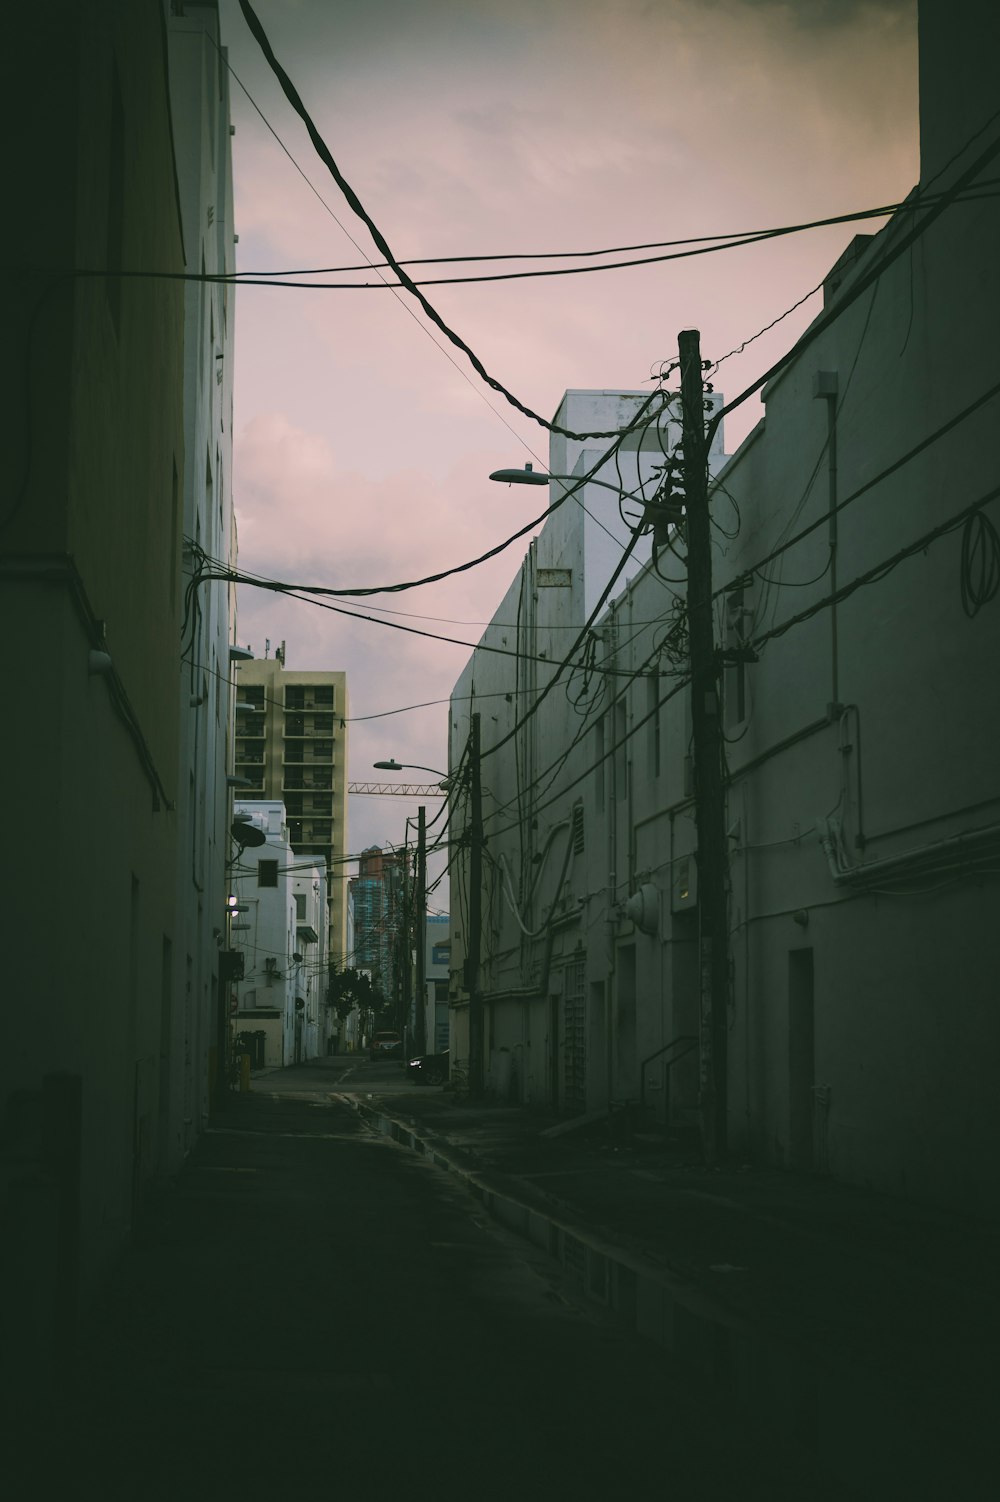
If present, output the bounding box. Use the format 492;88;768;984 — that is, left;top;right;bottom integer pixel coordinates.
231;820;266;848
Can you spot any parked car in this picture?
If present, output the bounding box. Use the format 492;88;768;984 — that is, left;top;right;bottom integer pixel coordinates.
405;1048;449;1086
368;1030;403;1061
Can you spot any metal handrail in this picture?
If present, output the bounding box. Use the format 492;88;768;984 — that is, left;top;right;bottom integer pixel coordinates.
639;1034;698;1120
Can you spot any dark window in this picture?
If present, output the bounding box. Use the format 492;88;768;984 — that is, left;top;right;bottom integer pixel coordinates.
258;861;278;888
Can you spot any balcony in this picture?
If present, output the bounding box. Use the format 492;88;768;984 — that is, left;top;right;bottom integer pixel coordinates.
283;773;333;791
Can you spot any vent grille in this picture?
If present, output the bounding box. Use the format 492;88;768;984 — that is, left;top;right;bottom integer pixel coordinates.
571;802;584;854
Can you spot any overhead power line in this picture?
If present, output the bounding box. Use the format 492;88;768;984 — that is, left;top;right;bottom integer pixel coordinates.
224;183;1000;279
67;182;1000;296
708;117;1000;440
234;0;678;443
187;389;662;621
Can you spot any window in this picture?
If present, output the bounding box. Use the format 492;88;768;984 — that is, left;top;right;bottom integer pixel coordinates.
294;893;307;920
258;861;278;888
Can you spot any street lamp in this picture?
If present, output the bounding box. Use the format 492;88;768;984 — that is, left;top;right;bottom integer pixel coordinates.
489;463;647;501
373;758;452;791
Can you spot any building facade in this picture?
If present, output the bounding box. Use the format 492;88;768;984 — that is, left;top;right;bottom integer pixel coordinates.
348;847;407;1008
167;0;238;1165
233;649;349;978
3;0;188;1371
230;802;330;1066
425;915;451;1054
447;3;999;1212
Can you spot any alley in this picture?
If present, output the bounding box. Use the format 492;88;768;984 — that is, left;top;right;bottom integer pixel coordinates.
30;1078;830;1502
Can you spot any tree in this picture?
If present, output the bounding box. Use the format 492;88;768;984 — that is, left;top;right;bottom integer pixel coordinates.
327;967;378;1022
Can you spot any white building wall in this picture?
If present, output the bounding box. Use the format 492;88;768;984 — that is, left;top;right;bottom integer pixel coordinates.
167;2;237;1160
425;915;450;1053
231;803;298;1067
292;860;328;1060
449;391;697;1108
447;13;1000;1211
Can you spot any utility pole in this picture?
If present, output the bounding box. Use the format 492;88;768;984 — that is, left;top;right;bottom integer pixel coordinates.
679;328;730;1165
414;805;427;1055
466;713;485;1097
399;838;412;1046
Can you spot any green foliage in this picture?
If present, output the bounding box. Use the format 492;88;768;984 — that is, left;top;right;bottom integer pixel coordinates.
328;967;379;1021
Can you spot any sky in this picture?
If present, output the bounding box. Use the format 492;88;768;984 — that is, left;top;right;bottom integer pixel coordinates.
218;0;919;897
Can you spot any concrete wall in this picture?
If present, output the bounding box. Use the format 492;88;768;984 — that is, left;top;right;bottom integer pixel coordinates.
292;860;330;1059
231;802;299;1066
167;0;238;1165
447;15;1000;1210
2;0;187;1347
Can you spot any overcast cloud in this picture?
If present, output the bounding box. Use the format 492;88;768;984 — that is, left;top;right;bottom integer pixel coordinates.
218;0;918;888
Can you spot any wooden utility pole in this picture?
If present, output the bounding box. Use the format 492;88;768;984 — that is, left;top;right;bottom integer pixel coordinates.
467;713;485;1096
414;806;427;1055
679;328;730;1164
399;839;412;1043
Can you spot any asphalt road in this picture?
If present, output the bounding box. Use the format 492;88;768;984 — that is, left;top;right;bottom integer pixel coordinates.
32;1060;838;1502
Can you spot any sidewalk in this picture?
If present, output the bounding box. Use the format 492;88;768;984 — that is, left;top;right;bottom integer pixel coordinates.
351;1084;999;1500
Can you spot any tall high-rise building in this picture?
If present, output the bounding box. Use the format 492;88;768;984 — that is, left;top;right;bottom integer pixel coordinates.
349;847;406;1002
234;647;348;970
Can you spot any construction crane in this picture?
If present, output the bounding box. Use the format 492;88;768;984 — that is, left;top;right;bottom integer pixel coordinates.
347;781;445;797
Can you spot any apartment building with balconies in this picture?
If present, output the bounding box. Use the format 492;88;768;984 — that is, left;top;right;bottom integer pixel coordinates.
233;648;348;972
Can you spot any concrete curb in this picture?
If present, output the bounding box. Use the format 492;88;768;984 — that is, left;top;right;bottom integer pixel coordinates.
344;1094;741;1325
343;1093;971;1498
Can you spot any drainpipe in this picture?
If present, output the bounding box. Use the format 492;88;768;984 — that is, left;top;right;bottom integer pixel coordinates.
814;371;840;710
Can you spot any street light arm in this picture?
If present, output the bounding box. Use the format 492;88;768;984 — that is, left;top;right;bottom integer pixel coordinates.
373;758;447;776
488;465;653;504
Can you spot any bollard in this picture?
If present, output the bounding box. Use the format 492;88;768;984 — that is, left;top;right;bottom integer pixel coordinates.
239;1052;251;1092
